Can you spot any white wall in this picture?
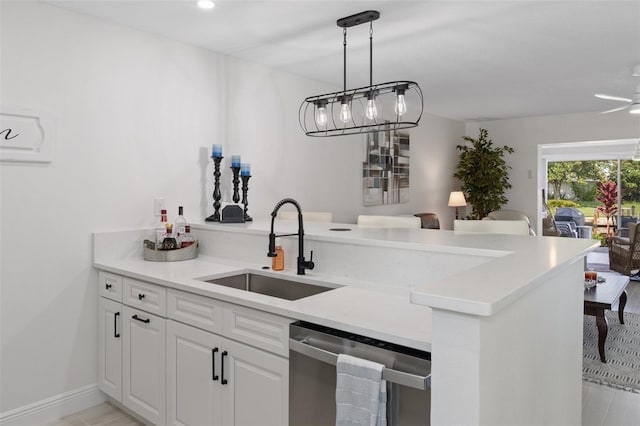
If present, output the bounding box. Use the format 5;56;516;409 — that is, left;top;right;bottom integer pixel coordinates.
0;0;464;416
0;1;224;414
467;112;640;229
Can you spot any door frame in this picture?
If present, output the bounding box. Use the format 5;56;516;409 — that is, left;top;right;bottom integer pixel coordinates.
536;138;639;234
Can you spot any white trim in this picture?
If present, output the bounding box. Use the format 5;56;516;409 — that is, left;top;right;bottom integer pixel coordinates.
0;384;105;426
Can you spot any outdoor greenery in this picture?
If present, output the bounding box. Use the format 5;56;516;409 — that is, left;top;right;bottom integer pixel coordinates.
454;128;514;219
548;160;640;203
547;160;640;240
548;161;605;199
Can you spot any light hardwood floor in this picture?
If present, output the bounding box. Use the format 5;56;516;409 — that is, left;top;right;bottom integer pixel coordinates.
46;402;142;426
48;388;640;426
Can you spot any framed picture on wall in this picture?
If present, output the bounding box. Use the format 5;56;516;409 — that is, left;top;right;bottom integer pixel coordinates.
362;124;409;206
0;105;55;163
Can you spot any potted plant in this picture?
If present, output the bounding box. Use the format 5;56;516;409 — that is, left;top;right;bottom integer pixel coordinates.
596;180;618;238
454;128;514;219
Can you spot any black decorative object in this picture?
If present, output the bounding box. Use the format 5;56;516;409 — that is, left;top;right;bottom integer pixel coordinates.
205;155;223;222
231;165;241;203
221;205;244;223
299;10;423;137
241;175;253;222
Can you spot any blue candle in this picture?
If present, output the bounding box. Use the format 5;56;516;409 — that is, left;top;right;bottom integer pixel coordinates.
240;163;251;176
231;155;241;168
211;144;222;157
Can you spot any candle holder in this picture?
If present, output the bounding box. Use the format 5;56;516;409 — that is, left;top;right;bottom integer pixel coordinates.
205;155;223;222
231;166;241;203
241;174;253;222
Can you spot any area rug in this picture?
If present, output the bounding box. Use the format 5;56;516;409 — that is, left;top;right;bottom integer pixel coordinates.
583;310;640;393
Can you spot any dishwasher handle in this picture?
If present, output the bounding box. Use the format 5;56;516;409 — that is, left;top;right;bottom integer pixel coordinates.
289;337;431;391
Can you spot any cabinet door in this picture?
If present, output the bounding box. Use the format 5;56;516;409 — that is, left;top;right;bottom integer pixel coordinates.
220;338;288;426
167;320;222;426
122;306;166;426
98;297;122;401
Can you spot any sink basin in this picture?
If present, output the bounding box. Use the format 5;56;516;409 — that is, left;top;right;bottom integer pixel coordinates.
201;273;339;301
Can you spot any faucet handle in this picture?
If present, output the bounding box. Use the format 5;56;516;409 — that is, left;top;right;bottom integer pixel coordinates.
305;250;315;271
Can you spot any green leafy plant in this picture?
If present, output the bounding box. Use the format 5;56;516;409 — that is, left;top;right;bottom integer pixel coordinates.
547;199;579;215
454;128;514;219
596;181;618;237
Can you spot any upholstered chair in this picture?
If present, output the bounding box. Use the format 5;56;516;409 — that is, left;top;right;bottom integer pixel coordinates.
357;215;421;228
414;213;440;229
454;219;530;236
484;209;536;236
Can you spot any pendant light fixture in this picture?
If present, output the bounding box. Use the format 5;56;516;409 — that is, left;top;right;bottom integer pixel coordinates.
299;11;423;137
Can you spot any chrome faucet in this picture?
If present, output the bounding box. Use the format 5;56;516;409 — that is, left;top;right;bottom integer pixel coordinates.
267;198;315;275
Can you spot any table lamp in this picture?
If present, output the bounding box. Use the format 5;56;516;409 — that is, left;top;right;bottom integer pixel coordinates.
448;191;467;220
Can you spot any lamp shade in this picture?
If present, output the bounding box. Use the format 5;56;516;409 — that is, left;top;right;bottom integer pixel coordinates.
448;191;467;207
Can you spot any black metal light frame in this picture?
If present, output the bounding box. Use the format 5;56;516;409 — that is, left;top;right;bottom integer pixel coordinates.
299;10;423;137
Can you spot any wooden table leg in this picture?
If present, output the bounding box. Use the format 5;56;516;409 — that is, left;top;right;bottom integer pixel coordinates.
595;310;608;363
619;290;627;325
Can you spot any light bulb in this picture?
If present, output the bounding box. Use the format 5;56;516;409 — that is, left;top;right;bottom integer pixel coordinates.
315;106;328;127
395;93;407;116
365;94;378;120
339;100;351;123
197;0;215;9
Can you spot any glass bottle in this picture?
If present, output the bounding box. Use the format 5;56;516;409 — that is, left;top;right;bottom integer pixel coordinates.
156;209;168;248
180;225;196;248
272;239;284;271
174;206;187;238
162;223;178;250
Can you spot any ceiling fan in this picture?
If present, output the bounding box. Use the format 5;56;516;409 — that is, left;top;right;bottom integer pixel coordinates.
595;65;640;114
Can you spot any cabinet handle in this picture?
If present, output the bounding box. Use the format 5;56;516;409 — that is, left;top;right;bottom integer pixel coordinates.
114;312;120;338
221;351;228;385
138;293;145;300
212;348;219;381
105;283;112;290
132;314;150;324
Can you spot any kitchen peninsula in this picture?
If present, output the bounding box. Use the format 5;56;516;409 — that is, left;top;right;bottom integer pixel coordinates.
94;220;597;425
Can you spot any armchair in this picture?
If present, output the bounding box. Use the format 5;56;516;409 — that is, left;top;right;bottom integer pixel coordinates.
555;221;578;238
484;209;536;236
609;222;640;275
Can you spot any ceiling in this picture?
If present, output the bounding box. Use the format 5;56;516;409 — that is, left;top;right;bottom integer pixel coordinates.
44;0;640;122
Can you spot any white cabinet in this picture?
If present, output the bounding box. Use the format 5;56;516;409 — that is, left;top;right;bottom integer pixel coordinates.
98;297;122;401
98;273;291;426
167;320;222;426
220;338;289;426
167;319;288;426
122;305;166;426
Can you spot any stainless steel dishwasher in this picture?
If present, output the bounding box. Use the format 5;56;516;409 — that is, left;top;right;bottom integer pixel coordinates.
289;321;431;425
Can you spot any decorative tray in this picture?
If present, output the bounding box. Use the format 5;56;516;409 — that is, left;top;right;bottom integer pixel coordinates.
143;240;198;262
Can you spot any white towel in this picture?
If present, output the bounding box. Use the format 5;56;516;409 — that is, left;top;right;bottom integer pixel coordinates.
335;354;387;426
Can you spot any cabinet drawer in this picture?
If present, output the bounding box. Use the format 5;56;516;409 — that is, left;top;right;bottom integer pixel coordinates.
223;303;293;357
123;278;166;316
99;271;123;302
167;289;223;334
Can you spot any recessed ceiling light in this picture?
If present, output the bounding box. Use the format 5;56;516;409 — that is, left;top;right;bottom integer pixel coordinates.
197;0;215;10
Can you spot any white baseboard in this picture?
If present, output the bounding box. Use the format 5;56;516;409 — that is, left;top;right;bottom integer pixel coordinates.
0;384;105;426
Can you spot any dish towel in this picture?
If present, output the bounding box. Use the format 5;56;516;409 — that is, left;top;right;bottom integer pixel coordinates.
335;353;387;426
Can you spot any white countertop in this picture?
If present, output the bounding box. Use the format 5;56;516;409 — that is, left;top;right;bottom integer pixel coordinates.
94;254;434;352
191;220;599;316
94;220;598;352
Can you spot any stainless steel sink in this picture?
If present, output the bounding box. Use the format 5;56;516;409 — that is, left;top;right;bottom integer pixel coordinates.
201;273;339;301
